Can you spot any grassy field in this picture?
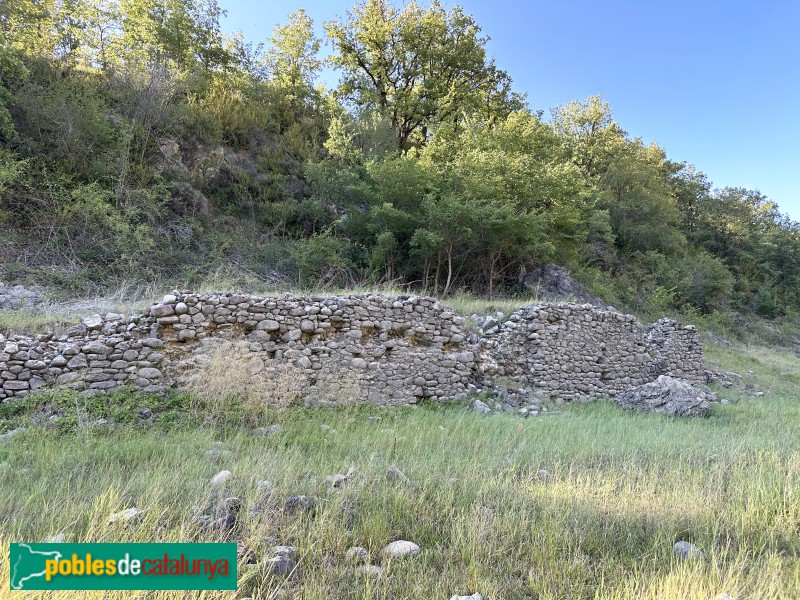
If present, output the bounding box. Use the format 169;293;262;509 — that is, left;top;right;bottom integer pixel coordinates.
0;342;798;599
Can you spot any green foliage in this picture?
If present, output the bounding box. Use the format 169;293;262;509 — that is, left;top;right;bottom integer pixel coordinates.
326;0;523;150
0;0;797;319
292;229;354;287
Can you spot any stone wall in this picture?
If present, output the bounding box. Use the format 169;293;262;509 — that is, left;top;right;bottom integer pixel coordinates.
476;303;704;400
0;293;473;405
0;293;703;404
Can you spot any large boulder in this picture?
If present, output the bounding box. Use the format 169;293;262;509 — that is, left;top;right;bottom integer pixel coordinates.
616;375;711;417
519;265;613;310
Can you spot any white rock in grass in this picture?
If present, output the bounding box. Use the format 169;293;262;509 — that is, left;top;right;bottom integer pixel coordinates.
451;594;484;600
324;473;349;488
43;533;66;543
386;465;410;483
210;470;232;486
537;469;551;482
382;540;420;558
357;564;383;577
673;540;704;560
108;508;143;524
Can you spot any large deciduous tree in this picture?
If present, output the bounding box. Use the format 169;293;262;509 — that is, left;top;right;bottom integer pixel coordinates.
325;0;524;151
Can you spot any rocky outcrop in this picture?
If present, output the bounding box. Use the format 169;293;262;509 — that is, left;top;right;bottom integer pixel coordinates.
616;375;711;417
519;264;613;310
0;283;44;311
0;292;704;405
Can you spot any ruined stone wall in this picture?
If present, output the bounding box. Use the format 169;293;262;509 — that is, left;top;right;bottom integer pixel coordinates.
0;294;703;404
476;303;704;400
0;293;473;405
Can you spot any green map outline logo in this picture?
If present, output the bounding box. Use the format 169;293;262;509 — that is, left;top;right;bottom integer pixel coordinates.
10;543;63;590
9;543;237;591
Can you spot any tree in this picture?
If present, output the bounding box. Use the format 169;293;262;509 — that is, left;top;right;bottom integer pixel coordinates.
326;0;523;151
551;94;626;178
266;10;321;105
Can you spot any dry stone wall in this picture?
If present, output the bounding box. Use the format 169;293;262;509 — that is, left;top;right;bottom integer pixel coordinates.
0;293;703;404
477;303;704;400
0;293;473;405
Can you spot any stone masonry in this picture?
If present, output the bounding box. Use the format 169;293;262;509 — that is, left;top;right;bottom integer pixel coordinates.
0;293;703;404
477;303;704;400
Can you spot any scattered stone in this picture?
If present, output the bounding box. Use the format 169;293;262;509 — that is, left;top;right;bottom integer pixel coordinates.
206;497;241;532
616;376;711;417
268;546;298;560
356;565;383;577
324;467;354;488
0;427;26;442
284;495;316;514
537;469;551;482
262;555;294;577
324;473;348;488
450;594;484;600
43;533;66;543
473;399;492;414
673;540;704;560
256;424;284;436
108;508;143;524
260;546;298;577
382;540;420;558
345;547;368;564
320;424;332;432
237;543;257;565
386;465;410;483
210;470;232;486
92;418;110;428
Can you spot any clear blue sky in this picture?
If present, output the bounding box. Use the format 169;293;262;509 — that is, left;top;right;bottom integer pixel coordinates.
221;0;800;221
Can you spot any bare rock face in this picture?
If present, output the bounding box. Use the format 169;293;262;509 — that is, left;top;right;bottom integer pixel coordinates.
520;264;613;310
616;375;711;417
0;283;44;310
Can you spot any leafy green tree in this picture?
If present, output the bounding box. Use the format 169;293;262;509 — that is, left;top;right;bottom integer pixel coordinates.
326;0;523;150
266;10;321;105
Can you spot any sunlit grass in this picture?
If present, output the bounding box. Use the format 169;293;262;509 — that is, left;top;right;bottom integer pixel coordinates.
0;342;798;598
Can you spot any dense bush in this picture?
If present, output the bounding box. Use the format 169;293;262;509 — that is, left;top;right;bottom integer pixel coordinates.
1;0;798;321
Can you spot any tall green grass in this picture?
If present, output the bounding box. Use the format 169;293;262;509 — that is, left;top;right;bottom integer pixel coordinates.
0;343;798;598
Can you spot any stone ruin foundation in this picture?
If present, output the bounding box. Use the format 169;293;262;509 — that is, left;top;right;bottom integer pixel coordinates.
0;293;704;405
